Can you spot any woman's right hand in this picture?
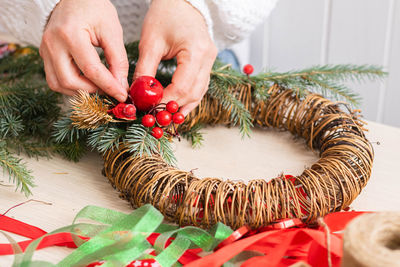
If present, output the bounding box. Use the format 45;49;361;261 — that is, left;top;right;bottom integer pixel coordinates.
40;0;129;102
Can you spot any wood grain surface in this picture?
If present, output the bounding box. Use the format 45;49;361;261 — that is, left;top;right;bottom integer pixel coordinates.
0;121;399;265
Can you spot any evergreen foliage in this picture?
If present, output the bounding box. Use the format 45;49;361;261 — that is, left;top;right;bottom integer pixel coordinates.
181;123;204;148
0;42;387;196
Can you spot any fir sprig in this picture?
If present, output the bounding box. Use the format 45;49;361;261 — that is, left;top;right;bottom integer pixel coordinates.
87;125;126;153
125;124;176;165
255;64;386;105
0;144;35;197
208;78;253;137
181;123;205;148
52;116;88;162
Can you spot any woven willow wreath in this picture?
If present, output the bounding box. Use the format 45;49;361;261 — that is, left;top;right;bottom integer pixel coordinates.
103;85;373;229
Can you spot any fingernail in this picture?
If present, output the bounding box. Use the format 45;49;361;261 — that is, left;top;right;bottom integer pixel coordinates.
120;77;129;91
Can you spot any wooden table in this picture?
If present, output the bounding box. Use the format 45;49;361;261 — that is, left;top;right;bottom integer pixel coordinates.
1;120;400;265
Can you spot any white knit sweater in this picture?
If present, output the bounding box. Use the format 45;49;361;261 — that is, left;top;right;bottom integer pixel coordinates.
0;0;278;49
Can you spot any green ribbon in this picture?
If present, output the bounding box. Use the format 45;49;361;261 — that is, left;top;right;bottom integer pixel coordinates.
10;204;234;267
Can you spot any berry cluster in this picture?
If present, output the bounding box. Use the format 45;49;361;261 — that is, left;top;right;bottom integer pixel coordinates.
108;75;185;140
142;101;185;139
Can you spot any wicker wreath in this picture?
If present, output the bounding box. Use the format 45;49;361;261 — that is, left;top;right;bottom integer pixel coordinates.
103;85;373;229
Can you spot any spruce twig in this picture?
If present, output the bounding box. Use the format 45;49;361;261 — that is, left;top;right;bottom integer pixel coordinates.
125;125;176;165
0;147;34;197
181;123;204;148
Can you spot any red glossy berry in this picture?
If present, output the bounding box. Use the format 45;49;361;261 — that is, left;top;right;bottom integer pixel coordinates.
166;101;179;113
129;76;164;111
156;110;172;126
142;114;156;128
151;127;164;139
108;103;136;120
243;64;254;75
123;104;136;118
172;112;185;124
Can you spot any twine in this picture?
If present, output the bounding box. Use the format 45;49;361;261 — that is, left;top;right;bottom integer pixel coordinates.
342;212;400;267
103;85;374;229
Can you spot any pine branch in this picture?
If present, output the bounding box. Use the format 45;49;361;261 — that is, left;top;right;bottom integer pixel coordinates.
0;112;24;138
181;123;204;148
0;47;44;82
87;125;126;153
301;76;362;105
157;136;177;166
125;124;176;165
5;138;52;159
258;64;386;83
53;139;87;162
208;78;253;138
70;90;115;129
53;116;87;143
0;146;34;197
52;116;88;161
254;64;386;106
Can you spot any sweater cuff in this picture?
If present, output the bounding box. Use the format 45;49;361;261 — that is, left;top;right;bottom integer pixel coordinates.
4;0;61;46
183;0;214;42
35;0;61;43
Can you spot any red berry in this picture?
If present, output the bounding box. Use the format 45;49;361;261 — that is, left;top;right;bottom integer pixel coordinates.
129;76;164;111
142;114;156;128
243;64;254;75
123;104;136;118
172;112;185;124
166;101;179;113
156;110;172;126
108;103;136;120
151;127;163;139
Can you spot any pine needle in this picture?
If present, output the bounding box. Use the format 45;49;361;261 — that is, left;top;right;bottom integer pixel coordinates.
181;123;204;148
70;90;115;129
125;125;176;165
0;147;34;197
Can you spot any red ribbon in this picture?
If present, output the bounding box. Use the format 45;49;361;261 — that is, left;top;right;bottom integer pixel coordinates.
0;215;200;266
0;210;368;266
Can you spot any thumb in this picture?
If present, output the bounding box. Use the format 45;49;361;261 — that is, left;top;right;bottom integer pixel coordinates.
133;41;163;80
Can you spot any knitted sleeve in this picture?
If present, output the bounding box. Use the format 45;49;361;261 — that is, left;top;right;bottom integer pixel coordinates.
0;0;60;46
185;0;279;49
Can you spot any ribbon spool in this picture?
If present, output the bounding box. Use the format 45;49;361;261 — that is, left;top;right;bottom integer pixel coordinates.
342;212;400;267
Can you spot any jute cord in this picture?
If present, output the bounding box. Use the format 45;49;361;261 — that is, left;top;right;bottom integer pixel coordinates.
342;212;400;267
103;85;374;229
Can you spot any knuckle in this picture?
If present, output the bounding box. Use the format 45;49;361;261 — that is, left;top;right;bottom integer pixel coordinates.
189;92;203;103
82;63;101;78
59;78;74;89
46;77;58;92
174;86;188;98
41;32;51;45
58;26;72;41
117;58;129;71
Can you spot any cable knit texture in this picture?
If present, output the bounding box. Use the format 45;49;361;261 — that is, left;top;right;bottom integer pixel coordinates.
0;0;278;49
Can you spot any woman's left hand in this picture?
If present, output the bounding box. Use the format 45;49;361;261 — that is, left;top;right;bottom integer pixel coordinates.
134;0;217;116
